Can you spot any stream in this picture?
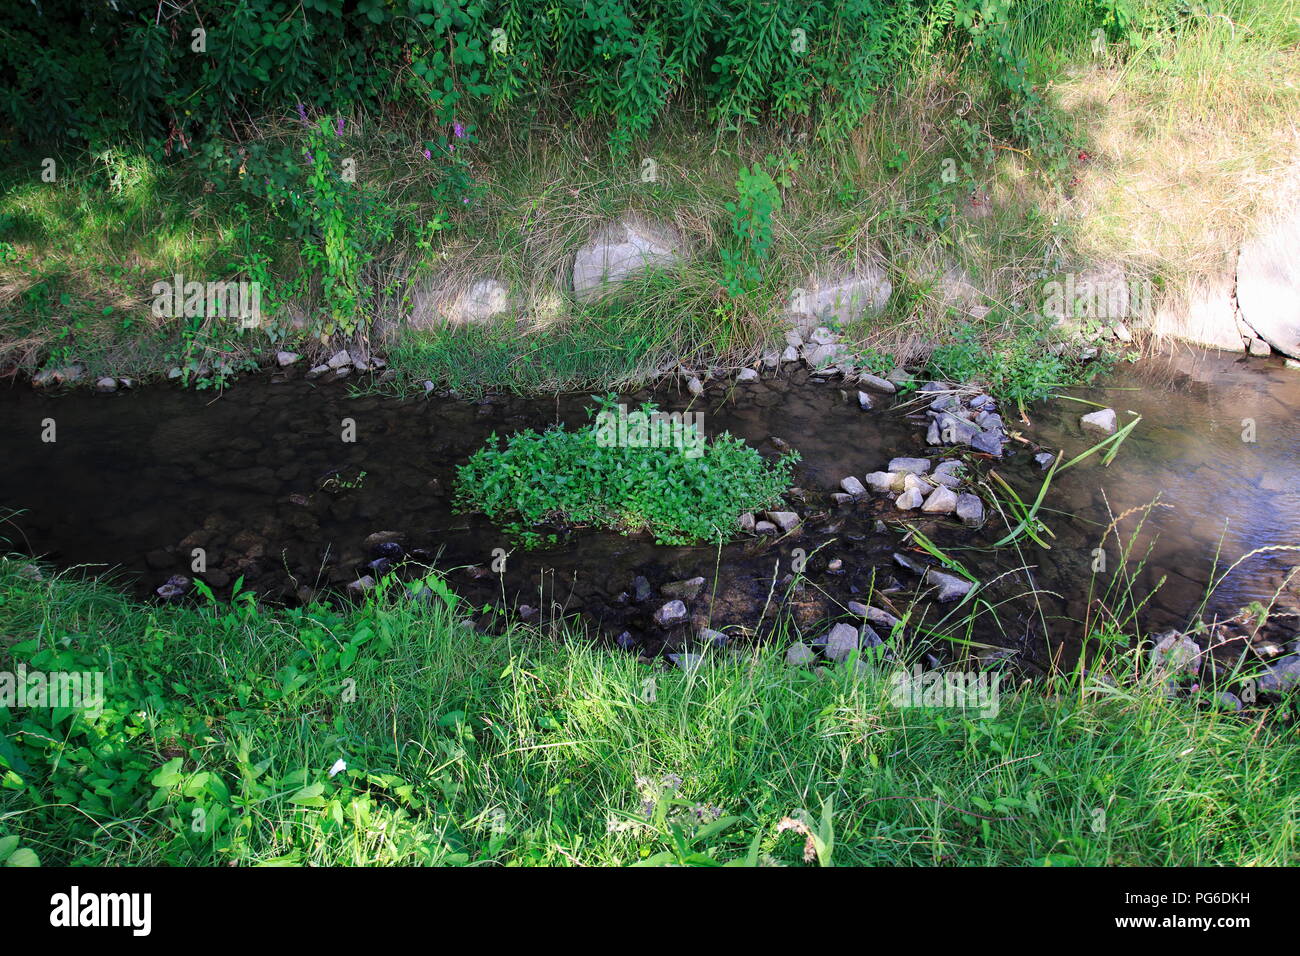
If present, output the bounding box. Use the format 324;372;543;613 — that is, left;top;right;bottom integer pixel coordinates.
1;347;1296;673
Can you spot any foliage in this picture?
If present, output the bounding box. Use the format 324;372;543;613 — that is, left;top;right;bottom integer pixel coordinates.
720;161;784;296
1;560;1297;866
453;395;798;546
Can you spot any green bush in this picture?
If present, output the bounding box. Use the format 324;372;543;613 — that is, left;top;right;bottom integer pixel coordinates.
453;396;798;546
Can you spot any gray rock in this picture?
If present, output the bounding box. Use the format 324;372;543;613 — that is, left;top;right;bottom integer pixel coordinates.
831;493;853;505
155;574;191;602
653;600;689;627
1258;655;1300;694
765;511;800;533
276;351;301;367
895;488;925;510
699;628;729;648
346;575;376;595
803;265;892;323
865;471;903;493
1149;630;1201;676
893;552;927;575
738;513;756;533
786;642;815;666
95;376;118;392
754;520;778;535
573;217;684;300
327;350;352;370
840;476;867;496
686;375;704;397
1081;408;1118;436
1034;452;1055;469
857;391;874;411
661;576;706;601
667;652;705;671
822;623;860;663
955;493;985;528
781;345;801;364
808;326;839;346
736;367;760;383
970;429;1004;456
632;575;653;603
1236;205;1300;358
857;372;896;394
803;342;846;368
306;364;330;380
888;457;931;475
921;485;959;514
925;569;973;602
761;350;781;369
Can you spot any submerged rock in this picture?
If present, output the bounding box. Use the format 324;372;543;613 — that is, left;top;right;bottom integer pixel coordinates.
661;576;706;601
955;493;985;528
888;457;931;475
840;476;867;496
1081;408;1118;436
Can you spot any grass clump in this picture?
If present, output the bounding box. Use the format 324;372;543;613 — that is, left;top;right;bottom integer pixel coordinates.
453;396;798;547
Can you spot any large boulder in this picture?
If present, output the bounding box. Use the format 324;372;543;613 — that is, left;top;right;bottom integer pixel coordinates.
1237;206;1300;358
797;264;892;325
572;216;684;300
409;276;514;329
1148;274;1250;352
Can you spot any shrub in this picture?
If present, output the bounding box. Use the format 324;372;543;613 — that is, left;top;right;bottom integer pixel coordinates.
453;396;799;546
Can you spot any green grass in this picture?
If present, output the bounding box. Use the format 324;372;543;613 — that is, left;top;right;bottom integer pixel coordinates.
1;557;1295;867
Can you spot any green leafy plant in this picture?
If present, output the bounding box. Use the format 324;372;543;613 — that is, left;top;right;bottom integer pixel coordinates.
454;395;798;547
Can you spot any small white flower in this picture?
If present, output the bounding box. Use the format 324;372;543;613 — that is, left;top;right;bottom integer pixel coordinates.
328;758;347;777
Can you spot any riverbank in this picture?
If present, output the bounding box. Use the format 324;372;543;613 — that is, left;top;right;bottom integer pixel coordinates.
2;4;1297;396
1;559;1296;866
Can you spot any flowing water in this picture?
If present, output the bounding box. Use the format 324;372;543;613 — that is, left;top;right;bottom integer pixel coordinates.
1;348;1296;671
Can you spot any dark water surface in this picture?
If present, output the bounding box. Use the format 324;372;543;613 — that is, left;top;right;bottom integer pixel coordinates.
1;349;1296;670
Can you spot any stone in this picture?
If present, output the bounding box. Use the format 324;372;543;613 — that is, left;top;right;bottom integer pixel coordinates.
572;216;684;300
276;351;301;367
736;367;759;382
865;471;902;493
33;365;86;387
1247;337;1272;357
895;488;925;510
857;372;896;394
346;575;376;596
808;326;839;346
653;600;689;627
95;376;118;392
762;350;781;369
857;391;873;410
699;628;729;648
306;364;330;380
840;476;867;496
921;485;959;514
667;652;705;672
738;513;755;533
686;376;704;397
831;493;853;505
1149;630;1201;676
632;575;653;603
955;493;985;528
786;642;815;666
1080;408;1117;436
803;342;846;368
155;575;190;603
327;350;352;369
765;511;800;533
1236;203;1300;358
661;577;706;601
1258;655;1300;694
754;520;778;535
822;623;860;663
1034;452;1055;469
781;345;800;364
888;457;931;475
803;265;892;323
970;430;1004;457
925;570;973;602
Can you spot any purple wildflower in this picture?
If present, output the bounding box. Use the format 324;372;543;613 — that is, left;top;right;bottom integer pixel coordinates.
336;116;344;136
423;149;432;160
453;122;465;138
296;103;309;125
